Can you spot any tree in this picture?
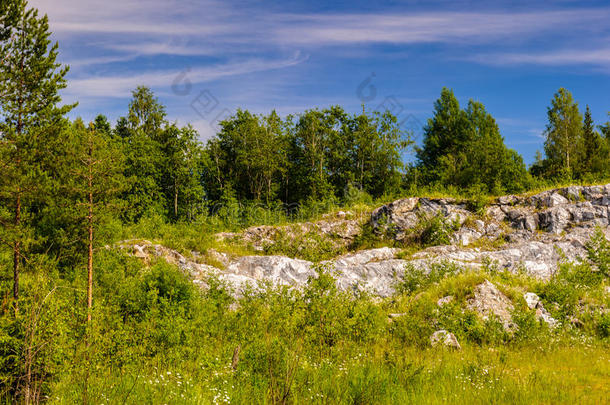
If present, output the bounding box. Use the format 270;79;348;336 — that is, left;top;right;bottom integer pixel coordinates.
62;120;125;322
157;124;205;220
330;107;407;198
285;109;337;202
580;105;606;178
120;88;168;221
0;0;73;314
416;88;470;186
542;88;583;179
0;0;18;41
92;114;111;136
204;109;288;204
415;89;529;193
127;86;166;137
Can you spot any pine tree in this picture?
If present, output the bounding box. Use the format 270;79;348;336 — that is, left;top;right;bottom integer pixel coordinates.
581;105;605;177
416;88;470;186
415;89;528;193
121;88;167;220
62;120;125;322
0;0;73;314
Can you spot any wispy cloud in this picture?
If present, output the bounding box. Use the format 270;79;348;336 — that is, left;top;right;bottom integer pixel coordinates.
63;52;308;99
471;48;610;67
271;10;610;45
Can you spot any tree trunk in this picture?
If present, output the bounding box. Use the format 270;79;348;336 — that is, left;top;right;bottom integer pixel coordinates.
174;179;178;219
13;192;21;316
87;143;93;323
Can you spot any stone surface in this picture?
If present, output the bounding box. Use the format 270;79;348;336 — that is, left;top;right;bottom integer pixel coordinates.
120;184;610;299
467;280;515;330
523;292;558;328
524;292;540;310
437;296;454;307
430;330;461;349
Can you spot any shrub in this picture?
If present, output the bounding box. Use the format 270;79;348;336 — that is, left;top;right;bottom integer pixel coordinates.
596;313;610;338
410;212;458;247
396;262;461;295
586;227;610;277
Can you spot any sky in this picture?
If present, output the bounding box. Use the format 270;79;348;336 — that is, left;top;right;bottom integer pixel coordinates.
28;0;610;164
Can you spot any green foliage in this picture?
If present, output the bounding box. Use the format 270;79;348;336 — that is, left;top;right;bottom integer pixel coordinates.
396;261;461;295
410;212;459;247
538;88;584;180
586;226;610;277
414;88;530;194
263;230;343;262
4;2;610;403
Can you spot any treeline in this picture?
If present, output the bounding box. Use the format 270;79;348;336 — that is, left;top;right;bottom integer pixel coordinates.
84;85;610;225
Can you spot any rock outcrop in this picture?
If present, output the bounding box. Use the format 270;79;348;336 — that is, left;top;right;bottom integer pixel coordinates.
467;280;515;330
120;184;610;298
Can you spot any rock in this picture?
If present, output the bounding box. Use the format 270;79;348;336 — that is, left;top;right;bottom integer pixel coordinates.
120;184;610;300
523;292;558;327
544;192;569;207
583;186;603;201
133;244;149;261
486;205;507;222
467;280;515;330
437;296;454;307
539;206;571;234
430;330;461;349
497;195;519;205
524;292;540;310
453;228;482;246
370;197;419;234
561;186;581;201
536;306;558;328
370;197;469;240
506;209;538;231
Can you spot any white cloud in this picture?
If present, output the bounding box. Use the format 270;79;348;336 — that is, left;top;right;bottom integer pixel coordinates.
63;52;308;99
271;10;609;45
472;48;610;66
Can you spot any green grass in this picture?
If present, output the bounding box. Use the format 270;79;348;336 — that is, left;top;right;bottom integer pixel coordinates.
48;343;609;404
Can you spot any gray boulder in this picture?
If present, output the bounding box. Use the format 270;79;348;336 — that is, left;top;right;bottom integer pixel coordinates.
467;280;515;330
430;330;461;349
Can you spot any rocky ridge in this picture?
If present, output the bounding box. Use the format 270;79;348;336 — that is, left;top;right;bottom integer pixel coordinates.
121;184;610;297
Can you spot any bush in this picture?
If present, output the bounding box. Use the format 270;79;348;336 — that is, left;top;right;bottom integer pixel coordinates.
410;212;458;247
396;262;461;295
586;227;610;277
596;313;610;338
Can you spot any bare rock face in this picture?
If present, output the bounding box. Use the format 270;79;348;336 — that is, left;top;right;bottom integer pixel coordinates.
467;280;515;330
120;184;610;299
430;330;461;349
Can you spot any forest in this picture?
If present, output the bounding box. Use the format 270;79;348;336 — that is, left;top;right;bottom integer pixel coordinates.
1;1;609;404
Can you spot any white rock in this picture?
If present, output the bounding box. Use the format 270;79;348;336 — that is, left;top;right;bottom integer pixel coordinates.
437;296;454;307
430;330;461;349
524;292;540;310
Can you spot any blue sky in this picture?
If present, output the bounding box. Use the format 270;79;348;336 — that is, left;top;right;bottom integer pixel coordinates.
29;0;610;164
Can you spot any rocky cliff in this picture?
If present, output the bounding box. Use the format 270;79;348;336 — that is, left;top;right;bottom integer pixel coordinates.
121;184;610;297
